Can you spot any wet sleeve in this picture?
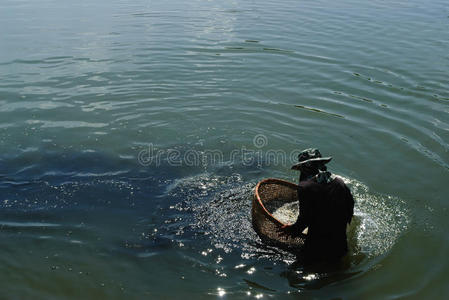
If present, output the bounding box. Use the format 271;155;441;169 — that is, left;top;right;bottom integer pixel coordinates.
343;184;355;224
292;186;311;233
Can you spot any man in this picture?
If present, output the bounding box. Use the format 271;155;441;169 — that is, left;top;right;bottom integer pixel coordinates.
281;148;354;260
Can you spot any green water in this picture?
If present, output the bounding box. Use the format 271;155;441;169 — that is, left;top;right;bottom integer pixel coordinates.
0;0;448;298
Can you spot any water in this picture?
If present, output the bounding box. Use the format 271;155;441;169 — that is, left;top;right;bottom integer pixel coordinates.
0;0;448;298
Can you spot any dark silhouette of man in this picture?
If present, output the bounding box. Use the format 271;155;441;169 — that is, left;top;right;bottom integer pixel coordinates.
281;148;354;261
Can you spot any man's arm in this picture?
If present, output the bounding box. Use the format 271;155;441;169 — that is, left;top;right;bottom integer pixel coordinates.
344;184;355;225
280;186;310;237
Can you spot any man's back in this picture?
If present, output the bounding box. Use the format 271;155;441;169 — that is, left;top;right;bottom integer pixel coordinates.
296;177;354;259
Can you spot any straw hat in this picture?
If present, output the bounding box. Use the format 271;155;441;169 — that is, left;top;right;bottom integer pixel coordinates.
291;148;332;170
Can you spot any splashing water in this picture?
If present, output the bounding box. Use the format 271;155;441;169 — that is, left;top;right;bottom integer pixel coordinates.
163;173;409;263
343;176;410;258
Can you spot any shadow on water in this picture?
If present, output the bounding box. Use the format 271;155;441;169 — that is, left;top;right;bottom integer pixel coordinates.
280;258;363;290
0;151;409;296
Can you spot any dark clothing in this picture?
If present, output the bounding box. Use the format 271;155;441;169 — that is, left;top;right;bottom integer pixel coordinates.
292;177;354;260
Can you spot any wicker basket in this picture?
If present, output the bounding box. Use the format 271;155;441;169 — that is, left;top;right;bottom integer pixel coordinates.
252;178;304;250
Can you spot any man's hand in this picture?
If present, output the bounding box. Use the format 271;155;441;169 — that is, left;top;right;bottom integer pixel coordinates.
278;224;296;237
279;223;308;239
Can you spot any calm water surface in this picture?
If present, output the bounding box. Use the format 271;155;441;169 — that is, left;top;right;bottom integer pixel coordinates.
0;0;448;299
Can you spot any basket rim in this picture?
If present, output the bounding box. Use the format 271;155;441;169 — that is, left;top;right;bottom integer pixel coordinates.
254;178;299;227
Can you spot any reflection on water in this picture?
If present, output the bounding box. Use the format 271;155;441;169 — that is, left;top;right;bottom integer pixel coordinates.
2;163;406;296
2;164;407;294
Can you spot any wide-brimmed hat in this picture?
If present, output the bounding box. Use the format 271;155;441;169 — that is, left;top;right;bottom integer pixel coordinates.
291;148;332;170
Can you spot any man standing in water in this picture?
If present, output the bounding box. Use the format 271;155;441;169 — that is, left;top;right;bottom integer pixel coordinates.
281;149;354;260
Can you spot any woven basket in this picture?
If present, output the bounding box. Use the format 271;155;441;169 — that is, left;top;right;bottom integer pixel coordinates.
252;178;304;250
